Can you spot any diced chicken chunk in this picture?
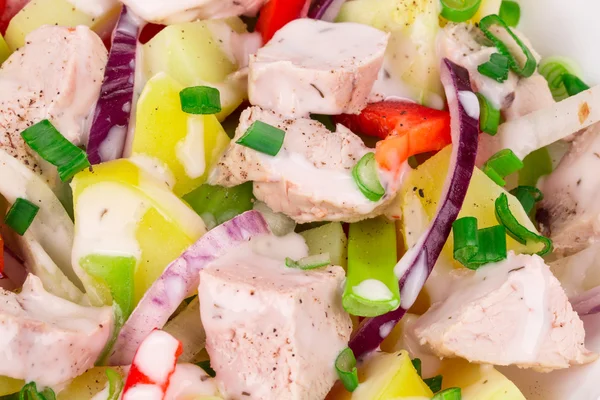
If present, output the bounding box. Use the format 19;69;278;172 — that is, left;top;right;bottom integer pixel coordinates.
121;0;266;24
414;252;596;371
208;106;401;223
199;234;352;400
0;274;113;386
437;23;553;119
539;123;600;256
0;25;107;182
249;19;389;117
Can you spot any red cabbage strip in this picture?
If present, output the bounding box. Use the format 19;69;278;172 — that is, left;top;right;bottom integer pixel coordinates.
107;210;270;366
349;59;479;358
308;0;346;21
572;286;600;317
87;6;140;165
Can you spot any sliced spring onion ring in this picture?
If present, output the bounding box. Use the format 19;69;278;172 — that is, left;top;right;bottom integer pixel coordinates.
452;217;507;270
20;119;91;181
479;14;537;77
180;86;222;115
433;387;462;400
335;347;359;392
195;360;216;377
4;198;40;236
477;53;510;83
563;73;590;97
236;120;286;156
424;375;443;393
538;57;579;101
482;148;524;186
15;382;57;400
494;193;552;255
285;253;331;270
411;358;422;377
352;152;385;201
498;0;520;27
106;368;124;400
509;186;543;215
476;93;501;135
519;147;552;187
440;0;482;22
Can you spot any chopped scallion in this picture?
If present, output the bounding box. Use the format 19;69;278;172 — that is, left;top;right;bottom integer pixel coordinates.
479;14;537;77
476;93;501;135
482;148;523;186
519;147;553;187
411;358;422;377
236;120;285;156
452;217;507;269
4;198;39;236
440;0;482;22
538;57;579;101
509;186;543;215
424;375;443;393
285;253;331;270
195;360;216;377
105;368;124;400
499;0;520;27
495;193;552;256
180;86;222;115
13;382;56;400
477;53;510;83
352;152;385;202
335;347;359;392
563;73;590;97
20;119;91;181
432;387;462;400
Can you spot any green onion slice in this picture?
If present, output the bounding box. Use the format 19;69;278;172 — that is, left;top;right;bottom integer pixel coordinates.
452;217;507;269
335;347;359;392
195;360;217;377
499;0;520;27
477;53;510;83
424;375;443;393
180;86;222;115
236;120;286;156
495;193;552;255
563;73;590;97
433;387;462;400
105;368;124;400
15;382;56;400
4;198;39;236
509;186;543;215
519;147;553;187
411;358;422;377
476;93;501;135
352;152;385;202
440;0;482;22
479;14;537;77
20;119;91;181
285;253;331;270
482;148;524;186
538;57;579;101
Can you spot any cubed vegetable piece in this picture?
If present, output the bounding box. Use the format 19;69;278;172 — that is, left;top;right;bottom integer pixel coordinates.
5;0;121;50
132;73;230;197
0;376;23;396
57;367;127;400
300;222;348;269
71;159;206;304
143;19;248;121
0;35;11;64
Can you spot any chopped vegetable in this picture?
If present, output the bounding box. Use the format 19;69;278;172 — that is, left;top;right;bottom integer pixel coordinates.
477;53;510;83
424;375;443;393
518;147;552;187
411;358;422;377
163;297;205;363
299;222;348;269
482;149;524;186
432;387;462;400
349;59;480;357
285;253;331;270
476;93;501;135
236;120;286;156
563;73;590;96
253;201;296;236
105;368;124;400
87;6;139;165
256;0;307;42
538;57;580;101
6;382;56;400
498;0;520;27
440;0;482;22
180;86;222;115
183;183;255;230
195;360;216;378
509;186;543;215
335;347;359;392
479;14;537;77
21;119;90;181
494;193;552;255
352;153;385;201
343;217;400;317
308;0;346;21
4;198;39;236
452;217;507;269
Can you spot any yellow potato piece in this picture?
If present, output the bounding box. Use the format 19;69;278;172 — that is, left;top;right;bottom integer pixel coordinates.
132;73;230;197
0;376;23;396
57;367;127;400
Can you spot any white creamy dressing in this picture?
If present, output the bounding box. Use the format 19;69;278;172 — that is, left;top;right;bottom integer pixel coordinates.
99;125;127;162
206;20;262;68
352;279;394;302
64;0;118;18
550;242;600;298
130;154;177;189
164;364;220;400
378;320;396;339
176;117;207;180
458;90;480;119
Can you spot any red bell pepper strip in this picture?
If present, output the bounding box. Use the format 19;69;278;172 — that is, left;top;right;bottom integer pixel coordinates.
122;330;183;400
335;101;452;172
255;0;309;43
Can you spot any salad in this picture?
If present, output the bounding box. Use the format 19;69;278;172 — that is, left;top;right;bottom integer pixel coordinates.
0;0;598;399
